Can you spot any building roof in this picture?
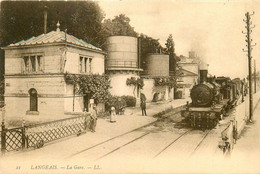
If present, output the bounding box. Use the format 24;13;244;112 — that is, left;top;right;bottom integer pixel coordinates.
6;26;102;51
181;69;198;76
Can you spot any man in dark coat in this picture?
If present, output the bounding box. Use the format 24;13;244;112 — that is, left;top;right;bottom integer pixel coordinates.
140;93;147;116
90;105;97;132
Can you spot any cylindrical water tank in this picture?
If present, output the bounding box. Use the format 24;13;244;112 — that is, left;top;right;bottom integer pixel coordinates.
145;54;169;76
106;36;138;68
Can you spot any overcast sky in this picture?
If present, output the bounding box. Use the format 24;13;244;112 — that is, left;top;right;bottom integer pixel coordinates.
99;0;260;79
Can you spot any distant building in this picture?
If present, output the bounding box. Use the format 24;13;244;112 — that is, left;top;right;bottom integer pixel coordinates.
177;51;199;98
2;24;105;119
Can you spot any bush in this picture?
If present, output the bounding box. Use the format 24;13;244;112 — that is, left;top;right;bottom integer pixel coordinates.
97;111;110;118
121;95;136;107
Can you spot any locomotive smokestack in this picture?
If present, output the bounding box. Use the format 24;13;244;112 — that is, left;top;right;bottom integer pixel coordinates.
189;51;195;58
199;60;208;83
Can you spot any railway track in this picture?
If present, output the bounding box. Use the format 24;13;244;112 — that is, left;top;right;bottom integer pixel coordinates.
153;129;213;159
68;108;214;161
68;108;183;159
153;129;192;158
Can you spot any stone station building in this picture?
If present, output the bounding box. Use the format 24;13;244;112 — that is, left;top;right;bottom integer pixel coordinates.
2;24;105;119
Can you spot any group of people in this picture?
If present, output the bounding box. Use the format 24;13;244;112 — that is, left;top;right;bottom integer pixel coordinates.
85;93;148;132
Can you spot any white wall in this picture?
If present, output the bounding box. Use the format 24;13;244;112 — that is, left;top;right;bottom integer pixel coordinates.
64;52;79;74
109;73;140;97
142;78;173;102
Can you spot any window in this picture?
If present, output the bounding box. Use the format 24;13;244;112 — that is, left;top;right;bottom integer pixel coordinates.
84;58;87;72
24;56;29;72
29;88;38;111
23;55;43;73
80;57;83;72
80;56;92;73
30;56;36;72
89;58;92;72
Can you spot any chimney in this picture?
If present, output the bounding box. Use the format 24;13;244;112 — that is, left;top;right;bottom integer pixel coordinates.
44;6;48;34
189;51;195;58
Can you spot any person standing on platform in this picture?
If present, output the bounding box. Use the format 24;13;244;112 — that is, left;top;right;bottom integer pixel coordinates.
110;106;116;123
90;104;97;132
140;93;147;116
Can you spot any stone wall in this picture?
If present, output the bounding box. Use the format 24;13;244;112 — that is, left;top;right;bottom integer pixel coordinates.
5;45;63;75
4;75;66;118
65;47;105;74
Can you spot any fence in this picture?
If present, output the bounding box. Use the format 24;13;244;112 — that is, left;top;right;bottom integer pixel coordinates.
1;114;90;154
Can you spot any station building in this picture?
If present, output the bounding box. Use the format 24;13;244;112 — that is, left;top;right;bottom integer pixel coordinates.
177;51;199;98
2;24;105;119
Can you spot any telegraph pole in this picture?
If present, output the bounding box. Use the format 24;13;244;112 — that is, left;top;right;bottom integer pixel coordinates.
242;11;256;122
254;59;256;93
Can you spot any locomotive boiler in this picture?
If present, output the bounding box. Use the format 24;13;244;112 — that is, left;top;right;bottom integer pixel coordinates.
181;67;242;130
190;81;220;107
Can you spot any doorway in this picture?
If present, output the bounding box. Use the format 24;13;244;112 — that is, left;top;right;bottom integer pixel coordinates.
29;88;38;111
83;93;90;112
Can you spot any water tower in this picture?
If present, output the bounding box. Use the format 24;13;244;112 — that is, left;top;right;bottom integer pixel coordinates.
106;36;143;98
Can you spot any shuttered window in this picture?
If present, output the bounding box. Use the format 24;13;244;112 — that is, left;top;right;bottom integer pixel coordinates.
79;56;93;73
23;55;43;73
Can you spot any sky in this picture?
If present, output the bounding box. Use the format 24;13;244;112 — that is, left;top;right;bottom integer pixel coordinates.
99;0;260;79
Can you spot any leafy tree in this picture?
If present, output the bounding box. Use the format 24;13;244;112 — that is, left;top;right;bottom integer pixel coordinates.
165;34;176;72
102;14;138;38
165;34;181;98
0;1;105;47
139;34;161;68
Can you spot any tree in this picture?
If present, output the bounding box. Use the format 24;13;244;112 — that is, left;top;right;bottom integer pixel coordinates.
139;33;161;69
102;14;138;38
165;34;181;98
0;1;105;47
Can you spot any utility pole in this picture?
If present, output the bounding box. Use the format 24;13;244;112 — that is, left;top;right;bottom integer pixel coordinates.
242;11;257;122
254;59;256;93
43;6;48;34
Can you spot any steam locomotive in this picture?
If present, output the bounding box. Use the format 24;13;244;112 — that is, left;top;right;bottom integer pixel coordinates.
181;69;243;130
